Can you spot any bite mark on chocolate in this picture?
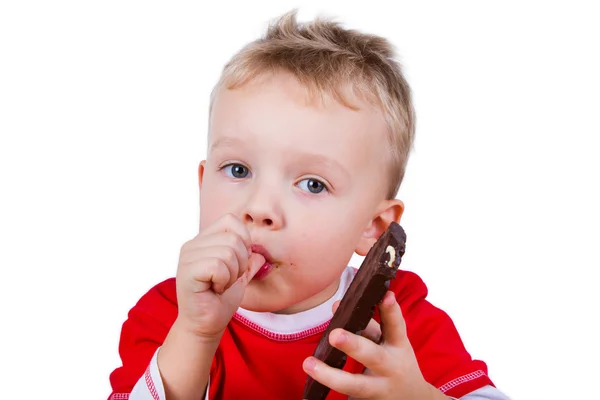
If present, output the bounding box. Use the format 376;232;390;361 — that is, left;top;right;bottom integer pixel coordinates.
385;245;396;268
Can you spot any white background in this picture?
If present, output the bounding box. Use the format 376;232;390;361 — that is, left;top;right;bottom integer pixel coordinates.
1;1;598;399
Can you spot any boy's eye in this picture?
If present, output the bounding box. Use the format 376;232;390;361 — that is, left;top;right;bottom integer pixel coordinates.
298;178;327;194
223;163;250;179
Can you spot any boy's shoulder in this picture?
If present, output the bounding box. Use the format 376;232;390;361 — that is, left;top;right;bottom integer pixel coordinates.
123;277;178;338
134;277;177;307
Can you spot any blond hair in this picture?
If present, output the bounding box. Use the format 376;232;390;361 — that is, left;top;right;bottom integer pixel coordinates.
211;10;415;199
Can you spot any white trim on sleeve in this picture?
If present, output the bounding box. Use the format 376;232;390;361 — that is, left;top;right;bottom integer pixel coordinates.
460;385;512;399
128;347;165;400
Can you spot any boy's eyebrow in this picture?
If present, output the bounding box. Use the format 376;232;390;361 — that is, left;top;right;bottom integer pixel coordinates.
210;135;350;179
209;136;245;152
290;153;350;180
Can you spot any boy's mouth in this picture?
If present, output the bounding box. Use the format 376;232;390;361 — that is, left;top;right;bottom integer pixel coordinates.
251;244;275;263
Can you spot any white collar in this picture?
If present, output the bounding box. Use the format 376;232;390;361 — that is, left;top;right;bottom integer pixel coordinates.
234;266;355;335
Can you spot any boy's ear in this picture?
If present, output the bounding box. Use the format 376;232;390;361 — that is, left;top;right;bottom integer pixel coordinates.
198;160;206;190
355;199;404;256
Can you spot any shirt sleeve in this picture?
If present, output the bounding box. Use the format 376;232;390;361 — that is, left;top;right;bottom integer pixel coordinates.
108;279;178;400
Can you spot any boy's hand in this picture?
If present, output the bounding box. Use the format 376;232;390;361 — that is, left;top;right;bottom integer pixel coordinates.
303;291;447;400
174;213;265;342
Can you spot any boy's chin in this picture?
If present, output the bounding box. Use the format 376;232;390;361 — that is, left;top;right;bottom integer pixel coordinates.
239;286;294;313
239;298;284;313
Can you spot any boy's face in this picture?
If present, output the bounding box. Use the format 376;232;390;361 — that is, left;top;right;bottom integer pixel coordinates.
199;72;403;314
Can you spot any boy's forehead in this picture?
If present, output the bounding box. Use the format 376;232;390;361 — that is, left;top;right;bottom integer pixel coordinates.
209;72;386;143
212;71;381;118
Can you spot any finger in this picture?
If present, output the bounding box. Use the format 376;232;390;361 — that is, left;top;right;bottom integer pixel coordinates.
379;291;407;346
185;245;241;290
303;356;384;399
360;318;382;343
232;253;265;288
190;257;231;294
186;232;249;278
328;328;390;375
331;300;381;343
205;213;252;253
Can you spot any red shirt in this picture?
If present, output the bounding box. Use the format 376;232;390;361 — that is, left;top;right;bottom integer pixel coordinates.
109;269;493;399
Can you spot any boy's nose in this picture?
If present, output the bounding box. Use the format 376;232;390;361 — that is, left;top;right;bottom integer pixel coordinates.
243;205;284;229
242;194;284;230
243;213;274;227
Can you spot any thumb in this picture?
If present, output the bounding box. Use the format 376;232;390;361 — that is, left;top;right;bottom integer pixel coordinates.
227;253;266;299
246;253;266;281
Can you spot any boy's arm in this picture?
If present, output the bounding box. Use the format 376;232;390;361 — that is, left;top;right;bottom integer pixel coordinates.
110;215;262;400
156;318;218;400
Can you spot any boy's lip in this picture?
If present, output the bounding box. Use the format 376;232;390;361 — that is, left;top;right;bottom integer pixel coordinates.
251;244;275;264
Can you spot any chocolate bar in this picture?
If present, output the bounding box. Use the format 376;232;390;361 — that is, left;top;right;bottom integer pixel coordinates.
303;222;406;400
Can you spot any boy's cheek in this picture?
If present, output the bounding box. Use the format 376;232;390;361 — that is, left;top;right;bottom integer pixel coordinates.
291;231;359;275
199;187;229;228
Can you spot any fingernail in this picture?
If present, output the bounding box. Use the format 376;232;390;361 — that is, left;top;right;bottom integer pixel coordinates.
331;330;346;345
304;357;316;371
383;291;395;305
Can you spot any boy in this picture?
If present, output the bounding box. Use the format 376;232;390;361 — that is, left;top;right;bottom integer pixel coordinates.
108;11;509;400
